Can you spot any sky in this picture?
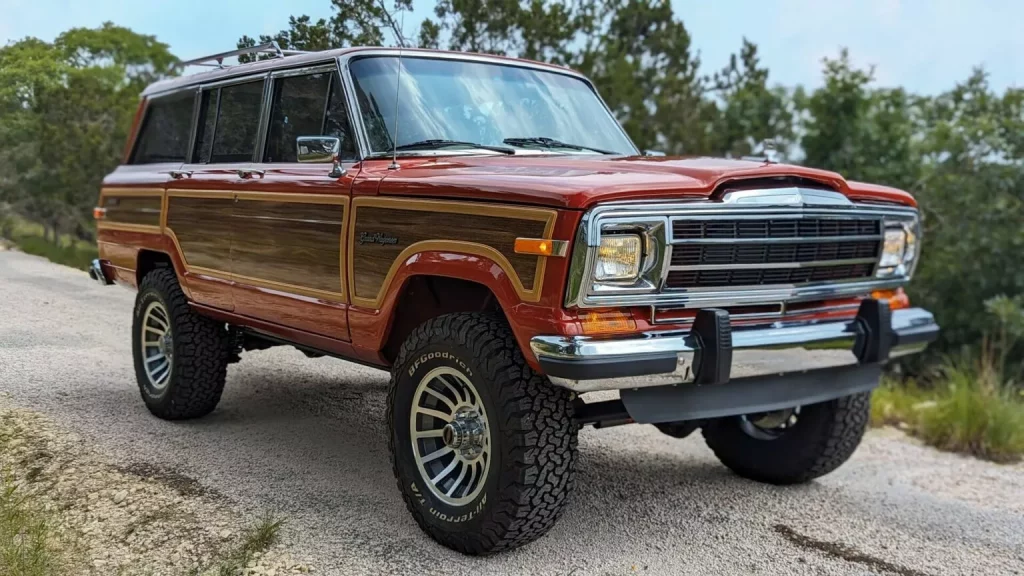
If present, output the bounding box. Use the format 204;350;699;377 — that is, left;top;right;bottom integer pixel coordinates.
2;0;1021;95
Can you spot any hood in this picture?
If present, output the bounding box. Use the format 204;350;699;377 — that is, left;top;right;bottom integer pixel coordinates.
372;155;916;209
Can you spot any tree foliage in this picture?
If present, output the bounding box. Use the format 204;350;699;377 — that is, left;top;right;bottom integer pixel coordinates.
0;23;177;241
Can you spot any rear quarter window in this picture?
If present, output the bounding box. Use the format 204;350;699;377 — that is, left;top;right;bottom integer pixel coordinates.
130;92;195;164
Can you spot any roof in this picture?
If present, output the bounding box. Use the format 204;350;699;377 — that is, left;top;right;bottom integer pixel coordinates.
142;46;582;97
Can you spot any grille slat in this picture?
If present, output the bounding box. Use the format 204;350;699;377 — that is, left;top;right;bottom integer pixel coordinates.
667;216;881;289
672;218;880;241
667;263;876;289
671;240;879;267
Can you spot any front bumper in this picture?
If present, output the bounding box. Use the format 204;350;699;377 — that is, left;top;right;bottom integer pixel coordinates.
531;302;939;394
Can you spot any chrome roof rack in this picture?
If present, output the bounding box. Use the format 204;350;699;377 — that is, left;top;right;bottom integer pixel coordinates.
180;41;310;68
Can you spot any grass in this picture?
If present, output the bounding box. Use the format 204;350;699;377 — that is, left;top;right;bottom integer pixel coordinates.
208;513;284;576
0;475;76;576
871;361;1024;463
0;213;97;271
8;235;98;271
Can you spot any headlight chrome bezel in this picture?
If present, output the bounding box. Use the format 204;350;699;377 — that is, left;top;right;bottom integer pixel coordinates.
571;216;669;298
875;216;921;279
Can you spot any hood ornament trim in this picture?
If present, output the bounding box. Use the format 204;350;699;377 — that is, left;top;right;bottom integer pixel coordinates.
719;187;854;208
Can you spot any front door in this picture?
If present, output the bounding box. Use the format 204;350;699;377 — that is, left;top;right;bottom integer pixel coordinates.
229;66;360;341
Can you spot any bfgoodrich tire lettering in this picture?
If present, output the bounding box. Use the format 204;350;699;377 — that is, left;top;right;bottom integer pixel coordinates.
388;313;578;555
701;392;871;485
132;268;230;420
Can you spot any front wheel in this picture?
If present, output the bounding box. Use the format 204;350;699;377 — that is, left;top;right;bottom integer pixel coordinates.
701;392;871;485
387;313;578;555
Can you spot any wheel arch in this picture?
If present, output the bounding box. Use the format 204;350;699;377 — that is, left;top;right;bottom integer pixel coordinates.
380;274;508;365
135;248;190;299
364;247;558;370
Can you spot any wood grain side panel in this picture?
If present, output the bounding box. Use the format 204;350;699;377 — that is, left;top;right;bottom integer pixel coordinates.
102;195;162;227
166;196;233;272
232;200;345;295
352;207;548;301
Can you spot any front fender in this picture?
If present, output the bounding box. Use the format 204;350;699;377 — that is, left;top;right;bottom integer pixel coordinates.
347;247;576;371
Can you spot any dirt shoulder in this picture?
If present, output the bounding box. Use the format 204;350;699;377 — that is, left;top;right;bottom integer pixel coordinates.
0;397;313;575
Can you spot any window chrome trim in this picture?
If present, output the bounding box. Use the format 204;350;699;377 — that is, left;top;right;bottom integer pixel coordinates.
565;188;920;309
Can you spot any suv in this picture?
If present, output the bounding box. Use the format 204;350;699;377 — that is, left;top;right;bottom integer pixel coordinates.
92;43;939;555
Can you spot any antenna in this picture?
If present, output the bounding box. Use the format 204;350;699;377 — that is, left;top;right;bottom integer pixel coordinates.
388;7;407;171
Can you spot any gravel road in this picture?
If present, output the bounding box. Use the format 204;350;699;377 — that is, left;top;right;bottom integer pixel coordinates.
1;248;1022;576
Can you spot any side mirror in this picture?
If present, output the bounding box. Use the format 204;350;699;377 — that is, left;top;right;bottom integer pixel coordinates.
297;136;345;178
643;149;666;157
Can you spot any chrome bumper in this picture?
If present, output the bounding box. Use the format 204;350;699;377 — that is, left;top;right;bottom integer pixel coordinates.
531;305;939;393
88;258;113;286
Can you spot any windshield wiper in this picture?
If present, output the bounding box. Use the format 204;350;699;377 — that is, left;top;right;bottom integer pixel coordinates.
503;137;616;155
393;139;515;155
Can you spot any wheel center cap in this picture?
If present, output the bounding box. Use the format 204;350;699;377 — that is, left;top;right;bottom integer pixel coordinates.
158;333;173;358
442;411;485;457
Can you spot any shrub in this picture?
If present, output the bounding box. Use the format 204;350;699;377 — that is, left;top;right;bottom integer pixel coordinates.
914;354;1024;463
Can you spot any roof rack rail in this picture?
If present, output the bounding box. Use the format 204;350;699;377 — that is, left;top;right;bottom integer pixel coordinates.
180;41;310;68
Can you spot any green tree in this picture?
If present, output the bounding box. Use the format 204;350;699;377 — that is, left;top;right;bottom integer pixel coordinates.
0;23;177;241
798;49;921;190
236;0;413;61
910;71;1024;361
708;39;794;159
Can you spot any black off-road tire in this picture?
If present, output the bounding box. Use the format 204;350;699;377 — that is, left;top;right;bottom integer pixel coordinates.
701;392;871;485
388;313;578;555
132;268;230;420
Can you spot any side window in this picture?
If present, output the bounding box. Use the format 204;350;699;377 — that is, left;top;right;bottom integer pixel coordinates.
264;73;331;163
263;71;357;163
207;80;265;164
130;91;194;164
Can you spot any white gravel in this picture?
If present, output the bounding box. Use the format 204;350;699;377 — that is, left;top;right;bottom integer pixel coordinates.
1;249;1022;576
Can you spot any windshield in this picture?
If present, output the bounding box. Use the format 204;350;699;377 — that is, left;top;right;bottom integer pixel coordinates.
348;56;638;156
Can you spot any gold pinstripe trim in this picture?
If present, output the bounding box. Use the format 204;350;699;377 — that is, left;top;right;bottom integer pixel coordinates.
96;222;163;234
348;197;558;309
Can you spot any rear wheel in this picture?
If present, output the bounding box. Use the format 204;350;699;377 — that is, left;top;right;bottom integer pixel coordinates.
132;268;230;420
701;392;871;484
388;313;578;555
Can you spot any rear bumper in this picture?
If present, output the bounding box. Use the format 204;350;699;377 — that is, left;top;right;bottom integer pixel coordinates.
531;302;939;394
88;258;114;286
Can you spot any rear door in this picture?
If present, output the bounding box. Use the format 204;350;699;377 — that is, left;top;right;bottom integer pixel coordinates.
165;77;267;312
231;64;360;340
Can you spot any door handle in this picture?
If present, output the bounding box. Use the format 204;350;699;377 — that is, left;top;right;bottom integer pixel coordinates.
237;169;265;179
169;170;193;179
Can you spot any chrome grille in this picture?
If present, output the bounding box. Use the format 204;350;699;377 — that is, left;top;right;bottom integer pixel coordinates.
666;215;883;290
564;187;920;309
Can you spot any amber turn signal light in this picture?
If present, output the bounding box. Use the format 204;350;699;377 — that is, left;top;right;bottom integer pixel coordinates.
93;207;106;220
871;288;910;311
514;238;568;257
579;309;637;335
